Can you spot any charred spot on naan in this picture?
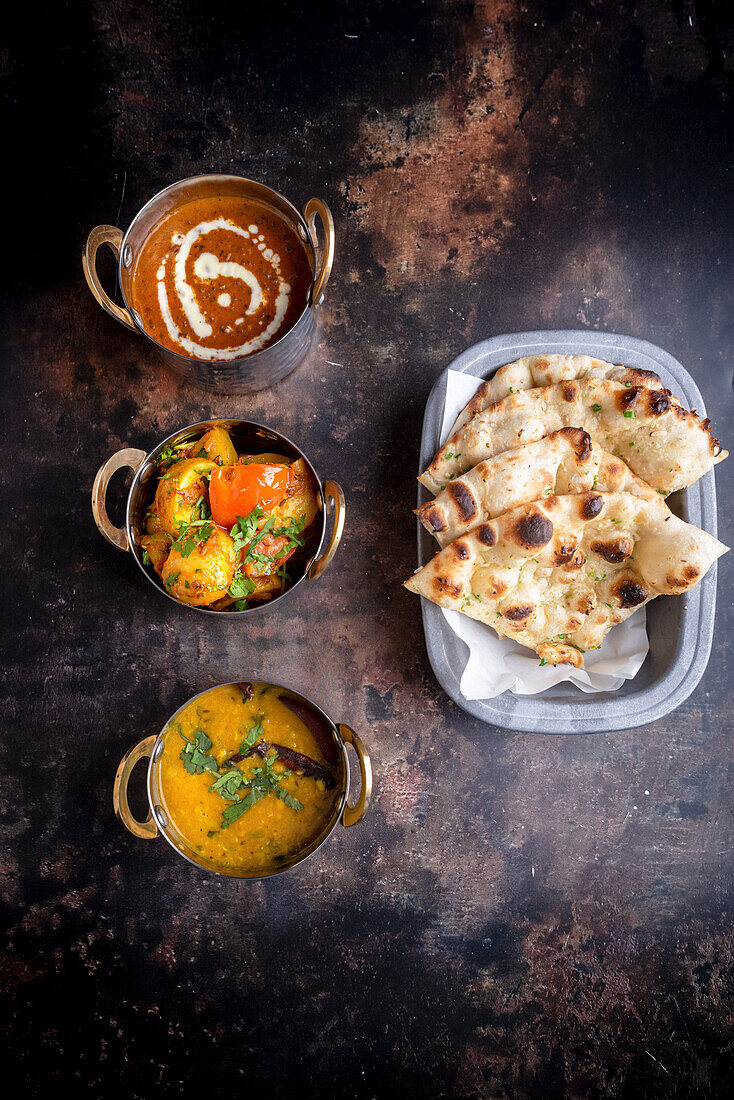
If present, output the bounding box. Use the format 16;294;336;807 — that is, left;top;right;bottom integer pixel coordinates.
485;578;508;598
467;380;492;417
618;385;641;413
447;479;478;523
590;536;634;564
579;492;603;520
537;641;583;668
666;563;700;589
572;590;596;615
452;540;470;561
612;576;648;607
646;389;672;416
503;603;535;627
552;535;579;566
476;523;497;547
562;548;586;572
512;510;554;550
601;457;626;484
558;427;593;460
433;575;464;599
618;367;663;389
562;381;579;402
417;503;447;533
504;603;534;621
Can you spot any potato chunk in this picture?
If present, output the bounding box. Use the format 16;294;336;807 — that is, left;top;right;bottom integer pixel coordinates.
140;531;171;577
154;457;215;535
269;458;319;529
239;451;292;466
144;506;165;536
197;427;239;467
161;528;237;607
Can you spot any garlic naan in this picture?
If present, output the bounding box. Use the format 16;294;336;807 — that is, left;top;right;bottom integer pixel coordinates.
417;428;661;548
405;491;727;668
421;378;726;495
451;354;667;434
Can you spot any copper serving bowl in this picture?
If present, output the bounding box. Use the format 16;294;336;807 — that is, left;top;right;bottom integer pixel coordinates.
113;680;372;879
83;174;334;394
91;418;345;614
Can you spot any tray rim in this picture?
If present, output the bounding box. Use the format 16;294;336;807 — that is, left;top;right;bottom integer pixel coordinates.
416;329;720;734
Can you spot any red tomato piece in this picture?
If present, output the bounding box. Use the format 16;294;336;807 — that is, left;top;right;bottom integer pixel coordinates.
243;533;294;577
209;463;292;530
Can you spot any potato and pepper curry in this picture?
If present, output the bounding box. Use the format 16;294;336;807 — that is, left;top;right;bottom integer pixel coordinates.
139;426;319;608
156;683;340;874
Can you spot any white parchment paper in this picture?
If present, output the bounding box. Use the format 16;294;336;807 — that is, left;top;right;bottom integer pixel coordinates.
434;370;649;699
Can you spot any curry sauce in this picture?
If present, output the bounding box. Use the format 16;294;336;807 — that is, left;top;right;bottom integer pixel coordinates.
155;683;340;874
130;194;313;360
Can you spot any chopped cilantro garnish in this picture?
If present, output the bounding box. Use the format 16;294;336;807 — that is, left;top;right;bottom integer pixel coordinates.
177;716;303;831
169;497;215;557
239;720;264;755
623;410;636;418
179;727;218;775
229;573;256;600
210;769;247;801
219;750;303;829
221;788;269;826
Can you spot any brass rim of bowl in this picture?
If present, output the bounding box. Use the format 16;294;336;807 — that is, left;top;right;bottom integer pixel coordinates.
117;173;318;364
125;418;329;616
148;680;350;879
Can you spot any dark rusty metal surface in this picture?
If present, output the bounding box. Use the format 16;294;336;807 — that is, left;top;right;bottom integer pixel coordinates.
1;1;733;1095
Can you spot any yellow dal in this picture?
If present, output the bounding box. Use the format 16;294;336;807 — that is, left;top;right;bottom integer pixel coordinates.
156;684;339;874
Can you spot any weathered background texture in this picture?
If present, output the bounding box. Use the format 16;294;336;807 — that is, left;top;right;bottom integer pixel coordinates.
1;1;733;1095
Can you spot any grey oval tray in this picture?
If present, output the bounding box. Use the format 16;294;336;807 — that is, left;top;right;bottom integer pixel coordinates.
416;330;721;733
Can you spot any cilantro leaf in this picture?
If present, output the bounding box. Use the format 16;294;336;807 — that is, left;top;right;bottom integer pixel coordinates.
241;515;276;562
272;786;303;812
179;728;218;775
221;787;269;828
231;507;264;555
229;572;257;599
239;720;264;755
209;769;246;801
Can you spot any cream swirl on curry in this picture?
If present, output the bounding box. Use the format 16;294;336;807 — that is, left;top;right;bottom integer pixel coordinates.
131;195;313;360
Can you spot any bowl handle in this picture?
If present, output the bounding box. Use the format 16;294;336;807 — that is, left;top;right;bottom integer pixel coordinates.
338;724;373;827
303;198;335;307
308;479;345;581
83;225;137;331
92;447;147;551
113;735;159;840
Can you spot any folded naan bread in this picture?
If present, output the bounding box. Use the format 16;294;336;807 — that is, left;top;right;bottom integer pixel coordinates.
421;378;726;495
450;354;667;434
416;428;661;547
404;491;727;667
